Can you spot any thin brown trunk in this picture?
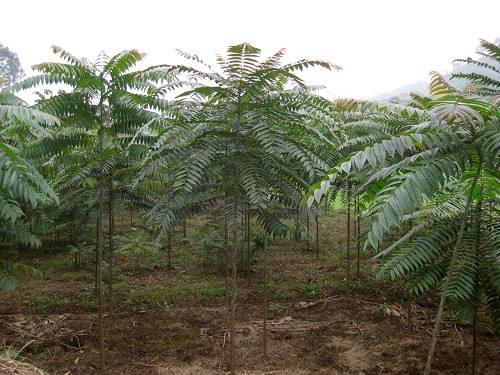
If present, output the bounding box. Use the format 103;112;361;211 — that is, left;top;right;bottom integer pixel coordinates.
95;217;99;293
108;174;113;301
424;161;482;375
472;310;478;375
315;214;319;259
96;124;105;371
183;218;187;238
224;218;228;243
167;230;172;269
203;244;207;275
346;182;351;286
408;300;413;332
294;207;300;241
356;196;360;277
263;235;268;359
471;188;483;375
229;87;242;375
230;221;238;375
306;211;310;251
246;208;251;279
224;215;229;305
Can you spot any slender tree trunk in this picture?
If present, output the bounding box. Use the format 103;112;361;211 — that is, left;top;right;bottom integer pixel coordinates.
353;198;357;272
108;174;114;301
224;218;228;243
306;211;310;251
167;230;172;269
346;182;351;286
229;88;243;375
230;219;238;375
203;242;207;275
95;216;99;293
471;187;483;375
130;208;133;228
472;310;478;375
263;235;268;359
424;162;482;375
246;208;251;279
356;196;360;277
239;215;244;267
294;207;300;241
224;217;229;305
408;300;413;332
315;214;319;259
183;218;187;238
96;124;105;371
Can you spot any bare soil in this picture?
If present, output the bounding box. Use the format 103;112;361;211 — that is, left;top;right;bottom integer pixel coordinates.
1;213;499;374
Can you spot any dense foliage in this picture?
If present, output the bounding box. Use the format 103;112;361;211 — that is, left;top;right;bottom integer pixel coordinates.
0;40;498;374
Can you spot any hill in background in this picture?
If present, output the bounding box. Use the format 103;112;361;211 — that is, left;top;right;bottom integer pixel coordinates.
374;38;499;103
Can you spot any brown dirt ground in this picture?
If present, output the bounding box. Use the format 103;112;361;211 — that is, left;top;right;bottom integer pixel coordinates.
1;295;499;374
1;212;499;374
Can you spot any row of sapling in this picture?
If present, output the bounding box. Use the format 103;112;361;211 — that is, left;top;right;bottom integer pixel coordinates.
139;43;339;374
308;40;500;375
8;48;175;370
0;39;497;374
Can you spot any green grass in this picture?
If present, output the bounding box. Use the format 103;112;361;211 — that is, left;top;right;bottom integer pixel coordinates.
197;280;226;298
26;295;71;311
8;210;398;316
124;285;190;308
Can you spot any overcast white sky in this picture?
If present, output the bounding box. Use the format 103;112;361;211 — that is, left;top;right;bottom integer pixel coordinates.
1;0;499;100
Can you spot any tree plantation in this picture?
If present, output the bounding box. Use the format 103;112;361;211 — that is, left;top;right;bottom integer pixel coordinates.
0;40;499;374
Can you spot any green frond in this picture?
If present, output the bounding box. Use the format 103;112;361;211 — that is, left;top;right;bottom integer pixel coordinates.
0;104;59;134
259;48;287;69
478;39;500;60
377;224;457;281
11;74;78;91
51;46;95;70
105;49;146;77
406;258;449;297
430;102;484;126
447;233;479;301
476;124;500;159
34;62;93;79
429;71;458;97
366;153;467;248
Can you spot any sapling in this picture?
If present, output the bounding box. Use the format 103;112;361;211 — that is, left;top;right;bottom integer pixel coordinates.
67;243;93;271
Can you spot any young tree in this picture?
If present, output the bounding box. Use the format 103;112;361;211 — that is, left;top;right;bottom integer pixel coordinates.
309;48;500;373
12;46;172;370
141;43;338;373
0;91;59;290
